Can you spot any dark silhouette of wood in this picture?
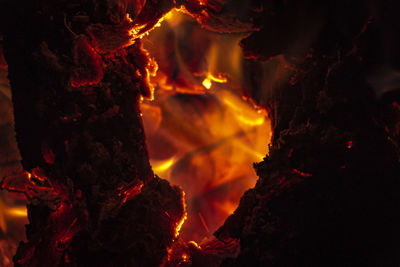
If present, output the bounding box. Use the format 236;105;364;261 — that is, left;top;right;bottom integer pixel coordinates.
1;0;400;266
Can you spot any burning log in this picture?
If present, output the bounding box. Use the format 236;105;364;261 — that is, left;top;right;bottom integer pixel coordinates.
0;0;195;265
1;0;400;266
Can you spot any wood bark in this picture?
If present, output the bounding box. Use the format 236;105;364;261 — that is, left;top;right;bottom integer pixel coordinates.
216;0;400;266
1;1;186;266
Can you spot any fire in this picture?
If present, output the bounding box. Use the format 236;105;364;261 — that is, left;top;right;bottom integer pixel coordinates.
0;195;28;266
6;206;27;217
175;191;187;238
141;10;272;242
202;77;212;89
118;180;144;204
221;92;267;127
1;4;269;263
175;213;187;238
202;73;228;90
152;158;176;174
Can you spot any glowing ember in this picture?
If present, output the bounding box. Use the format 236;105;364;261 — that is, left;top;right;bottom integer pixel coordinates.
2;3;267;263
118;180;144;204
347;141;353;149
202;74;228;90
202;77;212;89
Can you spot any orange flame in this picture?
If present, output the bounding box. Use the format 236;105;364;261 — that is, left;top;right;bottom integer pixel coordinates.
6;206;27;217
202;73;228;90
141;10;272;242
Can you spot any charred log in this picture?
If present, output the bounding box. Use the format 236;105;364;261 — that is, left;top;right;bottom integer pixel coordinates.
216;0;400;266
1;0;400;266
1;0;187;266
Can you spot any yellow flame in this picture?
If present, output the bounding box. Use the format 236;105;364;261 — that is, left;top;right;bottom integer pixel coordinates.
235;114;265;126
202;74;228;89
152;158;175;173
140;11;273;241
235;141;265;162
208;74;228;84
6;206;27;217
188;240;201;249
164;11;174;21
0;203;27;235
221;91;267;127
202;78;212;89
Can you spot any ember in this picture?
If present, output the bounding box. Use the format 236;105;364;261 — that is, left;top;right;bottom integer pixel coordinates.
1;0;400;266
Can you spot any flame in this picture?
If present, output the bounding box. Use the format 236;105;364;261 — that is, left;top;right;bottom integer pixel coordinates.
126;8;181;45
164;9;185;26
221;92;267;127
0;198;7;233
152;158;175;174
202;73;228;90
6;206;27;217
0;195;28;267
141;10;272;242
202;77;212;89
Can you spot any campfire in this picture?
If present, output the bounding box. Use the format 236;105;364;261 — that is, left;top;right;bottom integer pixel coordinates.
1;0;400;266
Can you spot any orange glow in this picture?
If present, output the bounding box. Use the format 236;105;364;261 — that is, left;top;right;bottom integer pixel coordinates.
182;253;189;262
0;199;7;233
141;10;272;242
126;9;179;45
202;73;228;90
347;141;353;149
6;206;27;217
208;74;228;84
31;167;47;182
215;200;238;217
0;240;13;267
175;215;186;238
175;191;187;238
118;181;144;204
202;77;212;89
0;195;28;266
198;212;209;233
164;9;185;26
152;158;175;174
221;92;267;127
